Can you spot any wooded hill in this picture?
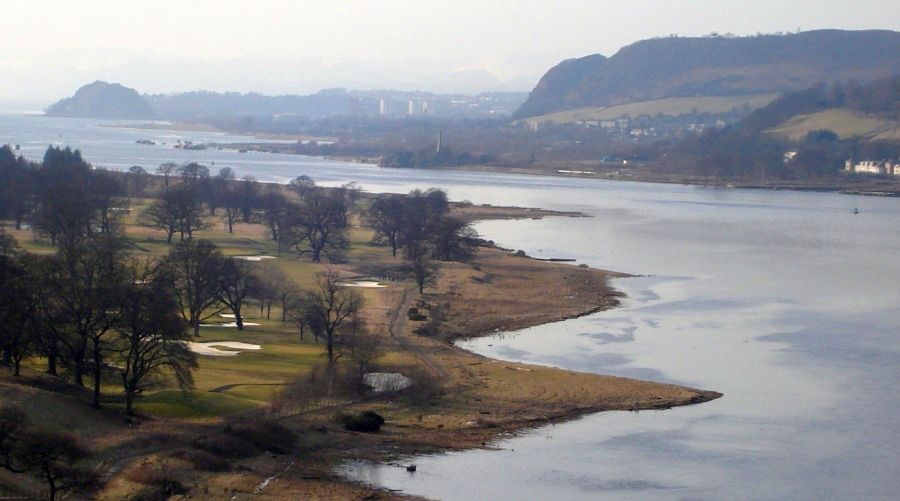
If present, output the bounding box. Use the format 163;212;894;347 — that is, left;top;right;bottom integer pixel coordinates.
44;81;155;119
666;77;900;180
513;30;900;119
44;82;368;120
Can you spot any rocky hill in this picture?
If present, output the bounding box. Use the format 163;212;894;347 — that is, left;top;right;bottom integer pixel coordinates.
45;81;155;119
514;30;900;119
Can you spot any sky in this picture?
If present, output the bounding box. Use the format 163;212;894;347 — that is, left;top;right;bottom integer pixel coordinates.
1;0;899;106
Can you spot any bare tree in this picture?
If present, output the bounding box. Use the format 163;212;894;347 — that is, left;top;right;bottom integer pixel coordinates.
0;254;37;377
308;270;362;363
118;261;196;415
367;194;406;257
288;175;316;199
220;185;243;234
288;295;324;344
89;170;128;235
266;268;300;321
217;258;259;330
26;255;64;376
171;187;209;240
239;175;258;223
11;432;97;501
340;316;383;394
430;216;478;261
125;165;148;197
156;162;177;191
407;241;437;293
139;194;180;243
163;239;228;337
286;190;348;263
256;187;292;244
39;235;127;407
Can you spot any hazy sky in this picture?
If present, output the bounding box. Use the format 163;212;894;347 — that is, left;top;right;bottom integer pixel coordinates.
1;0;899;105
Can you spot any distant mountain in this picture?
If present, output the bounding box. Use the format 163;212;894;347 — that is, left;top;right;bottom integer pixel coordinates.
514;30;900;119
45;81;155;119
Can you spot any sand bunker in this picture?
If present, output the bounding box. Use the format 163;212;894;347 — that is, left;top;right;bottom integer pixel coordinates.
200;321;261;328
188;341;262;357
337;280;387;288
233;255;276;262
363;372;413;392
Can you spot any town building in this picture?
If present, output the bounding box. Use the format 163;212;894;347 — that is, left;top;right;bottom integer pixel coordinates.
844;159;900;176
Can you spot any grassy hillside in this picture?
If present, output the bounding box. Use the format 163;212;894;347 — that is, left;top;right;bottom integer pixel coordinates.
517;93;778;126
765;108;900;141
515;29;900;119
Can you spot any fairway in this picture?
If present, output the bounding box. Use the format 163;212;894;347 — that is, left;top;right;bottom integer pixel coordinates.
8;191;395;420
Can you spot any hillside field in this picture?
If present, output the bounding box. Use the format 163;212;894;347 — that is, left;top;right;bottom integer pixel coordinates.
517;93;778;126
765;108;900;141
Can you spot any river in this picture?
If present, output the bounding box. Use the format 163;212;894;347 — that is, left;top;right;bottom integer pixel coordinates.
3;114;899;499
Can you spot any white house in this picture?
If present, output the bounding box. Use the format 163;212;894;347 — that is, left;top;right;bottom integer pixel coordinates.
844;159;900;176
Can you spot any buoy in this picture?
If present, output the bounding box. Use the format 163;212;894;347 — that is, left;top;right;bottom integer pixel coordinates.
853;207;859;214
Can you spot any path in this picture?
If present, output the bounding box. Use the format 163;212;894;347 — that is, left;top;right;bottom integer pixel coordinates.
386;285;449;381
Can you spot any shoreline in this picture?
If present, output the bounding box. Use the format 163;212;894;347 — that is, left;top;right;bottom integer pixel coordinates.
234;205;721;499
399;162;900;197
230;144;900;197
99;118;899;197
0;159;721;500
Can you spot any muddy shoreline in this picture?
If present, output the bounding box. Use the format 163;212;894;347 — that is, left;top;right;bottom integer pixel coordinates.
224;205;721;500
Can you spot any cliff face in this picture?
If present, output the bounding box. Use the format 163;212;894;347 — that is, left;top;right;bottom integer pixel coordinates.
45;81;155;119
513;30;900;119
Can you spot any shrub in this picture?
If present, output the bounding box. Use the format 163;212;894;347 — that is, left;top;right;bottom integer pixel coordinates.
407;307;427;321
168;449;230;472
339;411;385;432
225;420;298;454
192;433;257;460
125;463;187;498
410;373;444;404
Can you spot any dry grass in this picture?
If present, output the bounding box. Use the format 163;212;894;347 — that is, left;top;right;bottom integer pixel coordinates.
517;93;779;126
435;249;627;339
766;108;899;140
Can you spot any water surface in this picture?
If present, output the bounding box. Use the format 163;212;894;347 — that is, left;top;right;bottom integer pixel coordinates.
4;114;899;500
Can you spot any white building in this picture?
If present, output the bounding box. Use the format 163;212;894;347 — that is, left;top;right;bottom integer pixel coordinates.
845;159;900;176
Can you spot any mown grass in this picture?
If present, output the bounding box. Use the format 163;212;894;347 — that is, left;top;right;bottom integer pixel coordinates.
134;390;258;418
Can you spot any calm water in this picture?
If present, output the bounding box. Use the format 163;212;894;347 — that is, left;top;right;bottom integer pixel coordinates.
4;114;900;499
